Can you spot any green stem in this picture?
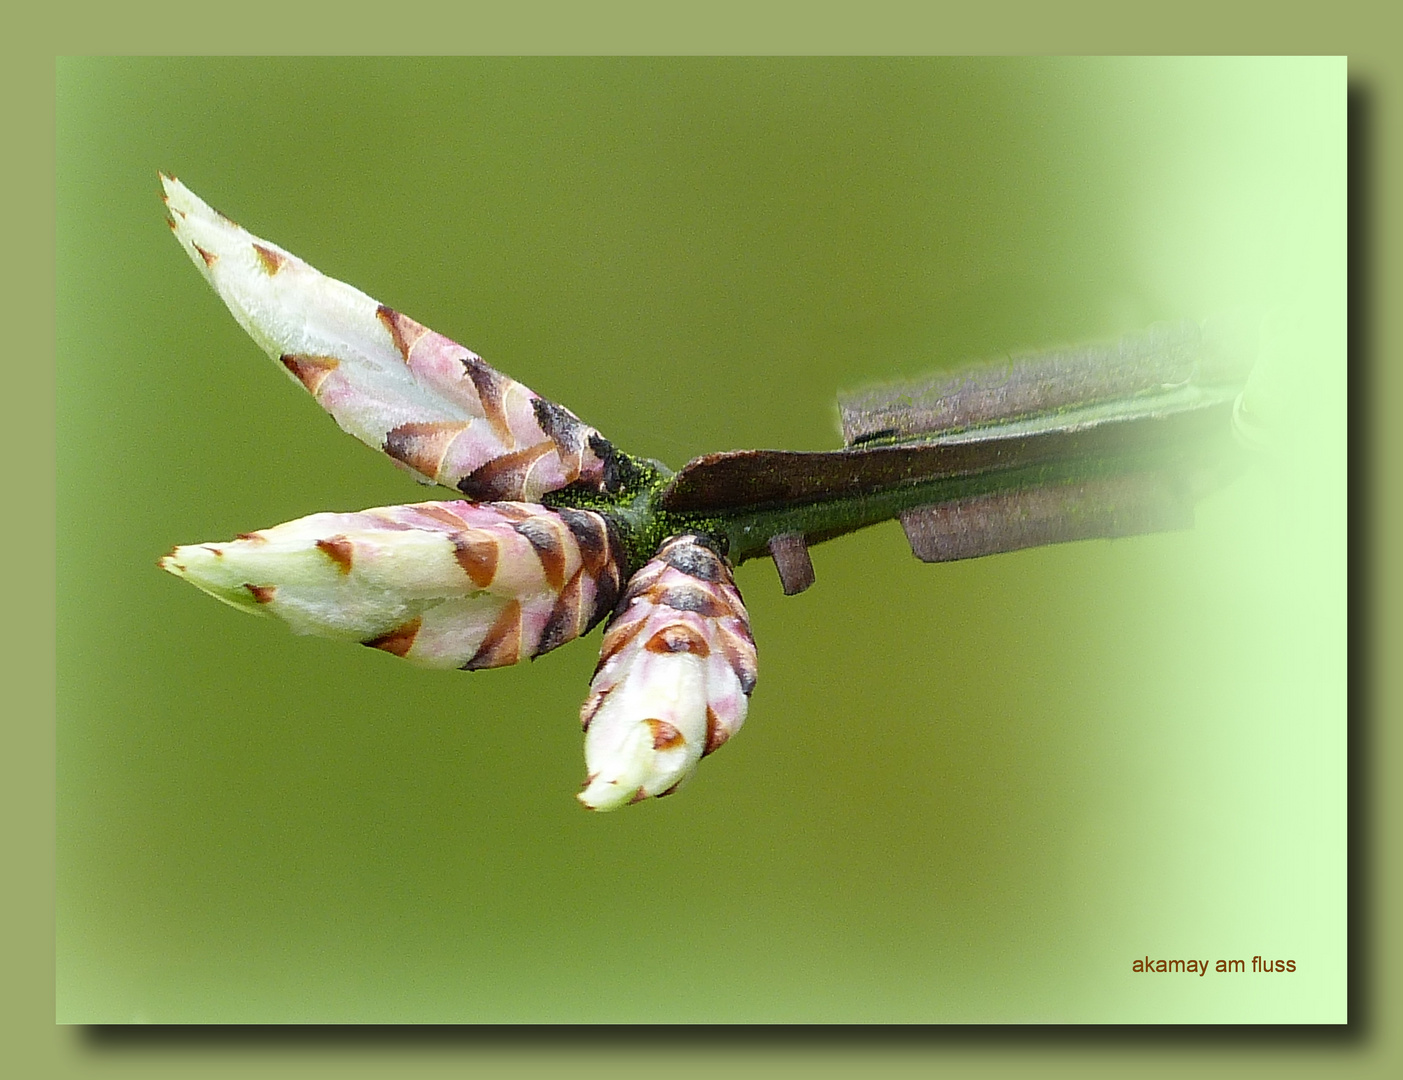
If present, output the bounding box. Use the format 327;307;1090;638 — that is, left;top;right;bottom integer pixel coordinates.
544;386;1245;577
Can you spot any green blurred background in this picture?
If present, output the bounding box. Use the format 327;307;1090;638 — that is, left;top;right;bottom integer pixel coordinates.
56;57;1344;1023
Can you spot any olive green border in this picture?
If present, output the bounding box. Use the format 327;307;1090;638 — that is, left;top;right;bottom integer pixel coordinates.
15;3;1397;1078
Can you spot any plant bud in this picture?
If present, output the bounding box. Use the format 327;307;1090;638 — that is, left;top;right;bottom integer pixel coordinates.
578;535;757;811
159;501;622;669
161;175;611;501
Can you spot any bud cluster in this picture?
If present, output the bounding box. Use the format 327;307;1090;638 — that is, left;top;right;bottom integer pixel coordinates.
160;178;763;812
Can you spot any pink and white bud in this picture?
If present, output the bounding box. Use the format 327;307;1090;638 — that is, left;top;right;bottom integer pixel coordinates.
160;175;610;502
577;535;757;811
158;501;622;669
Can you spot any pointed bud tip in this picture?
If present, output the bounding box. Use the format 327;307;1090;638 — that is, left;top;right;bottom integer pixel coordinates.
159;542;235;590
159;544;200;575
576;776;635;812
158;172;185;207
159;176;224;231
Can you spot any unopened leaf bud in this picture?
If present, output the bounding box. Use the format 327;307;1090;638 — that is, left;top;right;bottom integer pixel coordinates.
159;501;622;669
578;535;757;810
161;175;612;501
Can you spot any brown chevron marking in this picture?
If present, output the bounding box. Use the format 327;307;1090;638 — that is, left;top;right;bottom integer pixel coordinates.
235;532;268;543
619;561;668;607
589;561;622;629
363;616;421;658
717;629;758;695
244;584;275;604
703;707;728;756
646;719;685;751
557;509;609;575
580;688;607;730
514;516;567;592
628;786;650;805
280;353;340;395
718;584;750;622
594;613;647;672
409;503;470;530
383;421;467;480
166;217;178;232
485;502;535;522
644;623;710;657
537;569;586;655
315;535;354;574
463;600;522;670
375;304;429;363
461;356;512;443
252;243;286;275
656;779;685;798
452;533;498;589
192;243;217;267
656;584;726;618
457;442;555;502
